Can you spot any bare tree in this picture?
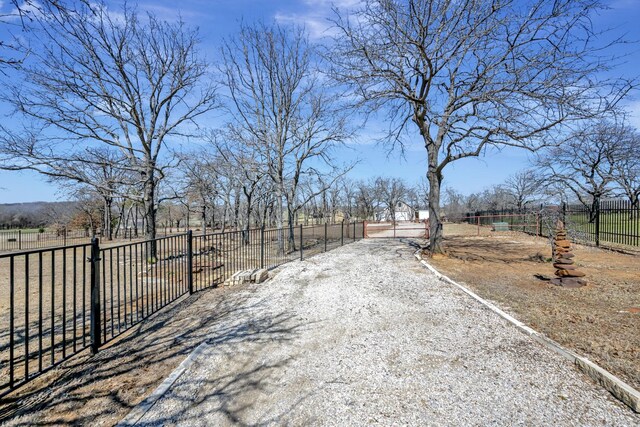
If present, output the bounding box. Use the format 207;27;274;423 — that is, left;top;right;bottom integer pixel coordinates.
375;177;408;222
415;176;429;210
442;187;465;219
479;185;511;212
338;178;357;221
464;192;483;213
67;188;103;237
210;135;267;242
0;1;218;250
537;120;625;221
178;153;221;236
1;0;27;68
0;133;132;240
0;0;55;68
220;22;353;252
502;170;542;212
330;0;632;253
613;126;640;211
354;179;378;220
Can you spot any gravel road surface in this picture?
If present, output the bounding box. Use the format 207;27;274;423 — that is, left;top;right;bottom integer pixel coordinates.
128;239;639;426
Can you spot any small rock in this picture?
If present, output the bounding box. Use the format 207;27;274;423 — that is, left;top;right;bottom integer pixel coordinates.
553;263;577;270
555;269;586;277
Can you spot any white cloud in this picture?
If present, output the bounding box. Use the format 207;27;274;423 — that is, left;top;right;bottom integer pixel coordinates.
275;0;363;40
138;2;202;24
274;12;336;39
3;0;43;22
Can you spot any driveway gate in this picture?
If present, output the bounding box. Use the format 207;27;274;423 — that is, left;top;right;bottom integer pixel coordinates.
365;221;430;239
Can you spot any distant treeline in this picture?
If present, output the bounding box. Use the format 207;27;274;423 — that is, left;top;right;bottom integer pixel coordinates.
0;201;78;229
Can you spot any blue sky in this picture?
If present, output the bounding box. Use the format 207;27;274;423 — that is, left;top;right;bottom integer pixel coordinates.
1;0;639;203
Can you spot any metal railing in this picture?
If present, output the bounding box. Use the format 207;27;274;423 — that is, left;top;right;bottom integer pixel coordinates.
0;221;364;396
0;229;93;252
461;199;640;249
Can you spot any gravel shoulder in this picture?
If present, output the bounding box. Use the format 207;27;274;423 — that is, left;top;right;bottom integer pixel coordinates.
129;239;639;426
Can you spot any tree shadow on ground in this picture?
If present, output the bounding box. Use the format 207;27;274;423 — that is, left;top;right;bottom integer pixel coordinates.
131;355;313;427
0;284;308;426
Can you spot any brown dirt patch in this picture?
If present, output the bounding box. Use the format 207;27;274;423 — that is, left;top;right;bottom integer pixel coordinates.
427;223;640;392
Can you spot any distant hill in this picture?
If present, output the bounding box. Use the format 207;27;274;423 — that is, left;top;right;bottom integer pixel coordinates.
0;201;78;228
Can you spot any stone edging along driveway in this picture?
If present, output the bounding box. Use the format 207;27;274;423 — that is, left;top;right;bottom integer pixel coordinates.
414;249;640;413
120;239;639;426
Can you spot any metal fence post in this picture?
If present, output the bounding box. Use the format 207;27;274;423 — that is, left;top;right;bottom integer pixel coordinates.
187;230;194;294
595;200;601;247
18;230;21;250
324;222;327;252
538;204;543;236
341;220;344;246
299;224;304;260
89;238;102;354
260;225;265;268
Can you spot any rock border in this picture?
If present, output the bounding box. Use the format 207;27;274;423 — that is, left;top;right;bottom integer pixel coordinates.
414;250;640;413
117;342;210;426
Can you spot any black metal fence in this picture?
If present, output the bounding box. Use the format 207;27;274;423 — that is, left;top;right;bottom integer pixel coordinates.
460;198;640;249
0;229;93;252
562;200;640;248
0;221;364;396
0;227;194;253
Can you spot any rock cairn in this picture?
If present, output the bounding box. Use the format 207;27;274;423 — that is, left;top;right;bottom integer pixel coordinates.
550;224;586;288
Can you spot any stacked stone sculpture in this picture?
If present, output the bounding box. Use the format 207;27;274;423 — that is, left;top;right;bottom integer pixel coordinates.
550;223;586;288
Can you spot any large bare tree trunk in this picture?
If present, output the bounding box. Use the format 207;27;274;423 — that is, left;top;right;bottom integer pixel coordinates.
428;168;444;255
287;207;296;252
103;197;113;241
276;185;285;255
243;195;253;245
143;170;157;261
143;174;156;241
201;205;207;236
589;196;600;224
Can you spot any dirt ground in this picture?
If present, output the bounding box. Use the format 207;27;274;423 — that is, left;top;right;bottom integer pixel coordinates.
0;283;256;426
427;223;640;392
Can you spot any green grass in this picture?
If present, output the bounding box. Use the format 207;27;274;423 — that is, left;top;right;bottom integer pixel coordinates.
566;212;640;247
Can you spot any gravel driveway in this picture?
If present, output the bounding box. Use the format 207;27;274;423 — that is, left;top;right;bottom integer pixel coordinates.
127;239;639;426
